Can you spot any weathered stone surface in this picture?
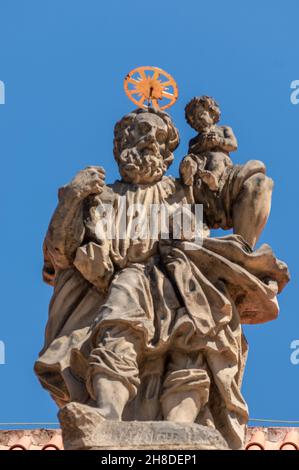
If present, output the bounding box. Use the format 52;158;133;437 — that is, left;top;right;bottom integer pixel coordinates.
59;403;229;450
35;102;290;452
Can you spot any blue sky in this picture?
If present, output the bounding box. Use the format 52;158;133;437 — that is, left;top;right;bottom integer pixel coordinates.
0;0;298;427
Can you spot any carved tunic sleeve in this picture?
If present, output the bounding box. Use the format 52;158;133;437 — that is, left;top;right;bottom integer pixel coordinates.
42;187;86;285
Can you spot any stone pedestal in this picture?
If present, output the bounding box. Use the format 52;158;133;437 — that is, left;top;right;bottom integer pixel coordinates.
58;402;229;450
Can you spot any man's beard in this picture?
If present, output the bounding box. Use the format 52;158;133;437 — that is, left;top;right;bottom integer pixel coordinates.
118;146;167;184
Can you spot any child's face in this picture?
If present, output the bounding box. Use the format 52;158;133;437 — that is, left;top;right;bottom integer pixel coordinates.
193;103;215;131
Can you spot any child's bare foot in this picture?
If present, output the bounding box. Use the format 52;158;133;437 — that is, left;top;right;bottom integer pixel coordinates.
180;155;198;186
200;171;219;191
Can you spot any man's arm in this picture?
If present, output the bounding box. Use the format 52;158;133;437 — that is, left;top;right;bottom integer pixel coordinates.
43;166;105;282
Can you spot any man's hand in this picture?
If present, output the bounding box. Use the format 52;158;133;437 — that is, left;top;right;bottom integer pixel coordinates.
46;166;106;272
68;166;106;199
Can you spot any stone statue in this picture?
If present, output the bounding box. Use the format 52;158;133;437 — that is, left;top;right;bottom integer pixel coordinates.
180;96;273;247
35;100;289;450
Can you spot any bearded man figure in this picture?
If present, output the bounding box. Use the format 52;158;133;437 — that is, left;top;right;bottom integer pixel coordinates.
35;107;289;449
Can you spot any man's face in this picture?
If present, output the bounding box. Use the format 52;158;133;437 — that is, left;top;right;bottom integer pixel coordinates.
117;113;170;184
133;113;168;157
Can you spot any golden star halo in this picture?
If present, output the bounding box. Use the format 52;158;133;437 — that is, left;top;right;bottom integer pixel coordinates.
124;66;178;110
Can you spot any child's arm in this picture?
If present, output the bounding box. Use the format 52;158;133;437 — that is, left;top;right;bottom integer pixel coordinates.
218;126;238;152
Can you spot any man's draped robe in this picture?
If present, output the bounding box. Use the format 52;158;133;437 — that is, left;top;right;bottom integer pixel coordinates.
35;176;289;449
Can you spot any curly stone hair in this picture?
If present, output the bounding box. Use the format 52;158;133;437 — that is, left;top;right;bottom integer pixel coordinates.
113;108;180;170
185;96;221;129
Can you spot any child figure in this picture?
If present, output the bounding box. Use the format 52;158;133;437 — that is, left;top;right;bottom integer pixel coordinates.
180;96;237;192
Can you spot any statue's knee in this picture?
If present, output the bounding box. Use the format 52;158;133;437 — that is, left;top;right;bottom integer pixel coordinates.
161;368;210;408
255;173;273;191
243;172;273;197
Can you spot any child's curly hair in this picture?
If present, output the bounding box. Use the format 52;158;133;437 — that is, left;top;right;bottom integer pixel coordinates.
185;96;221;129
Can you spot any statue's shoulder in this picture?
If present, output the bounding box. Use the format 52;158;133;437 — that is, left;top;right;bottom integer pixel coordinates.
159;175;189;203
219;125;230;130
160;175;180;192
